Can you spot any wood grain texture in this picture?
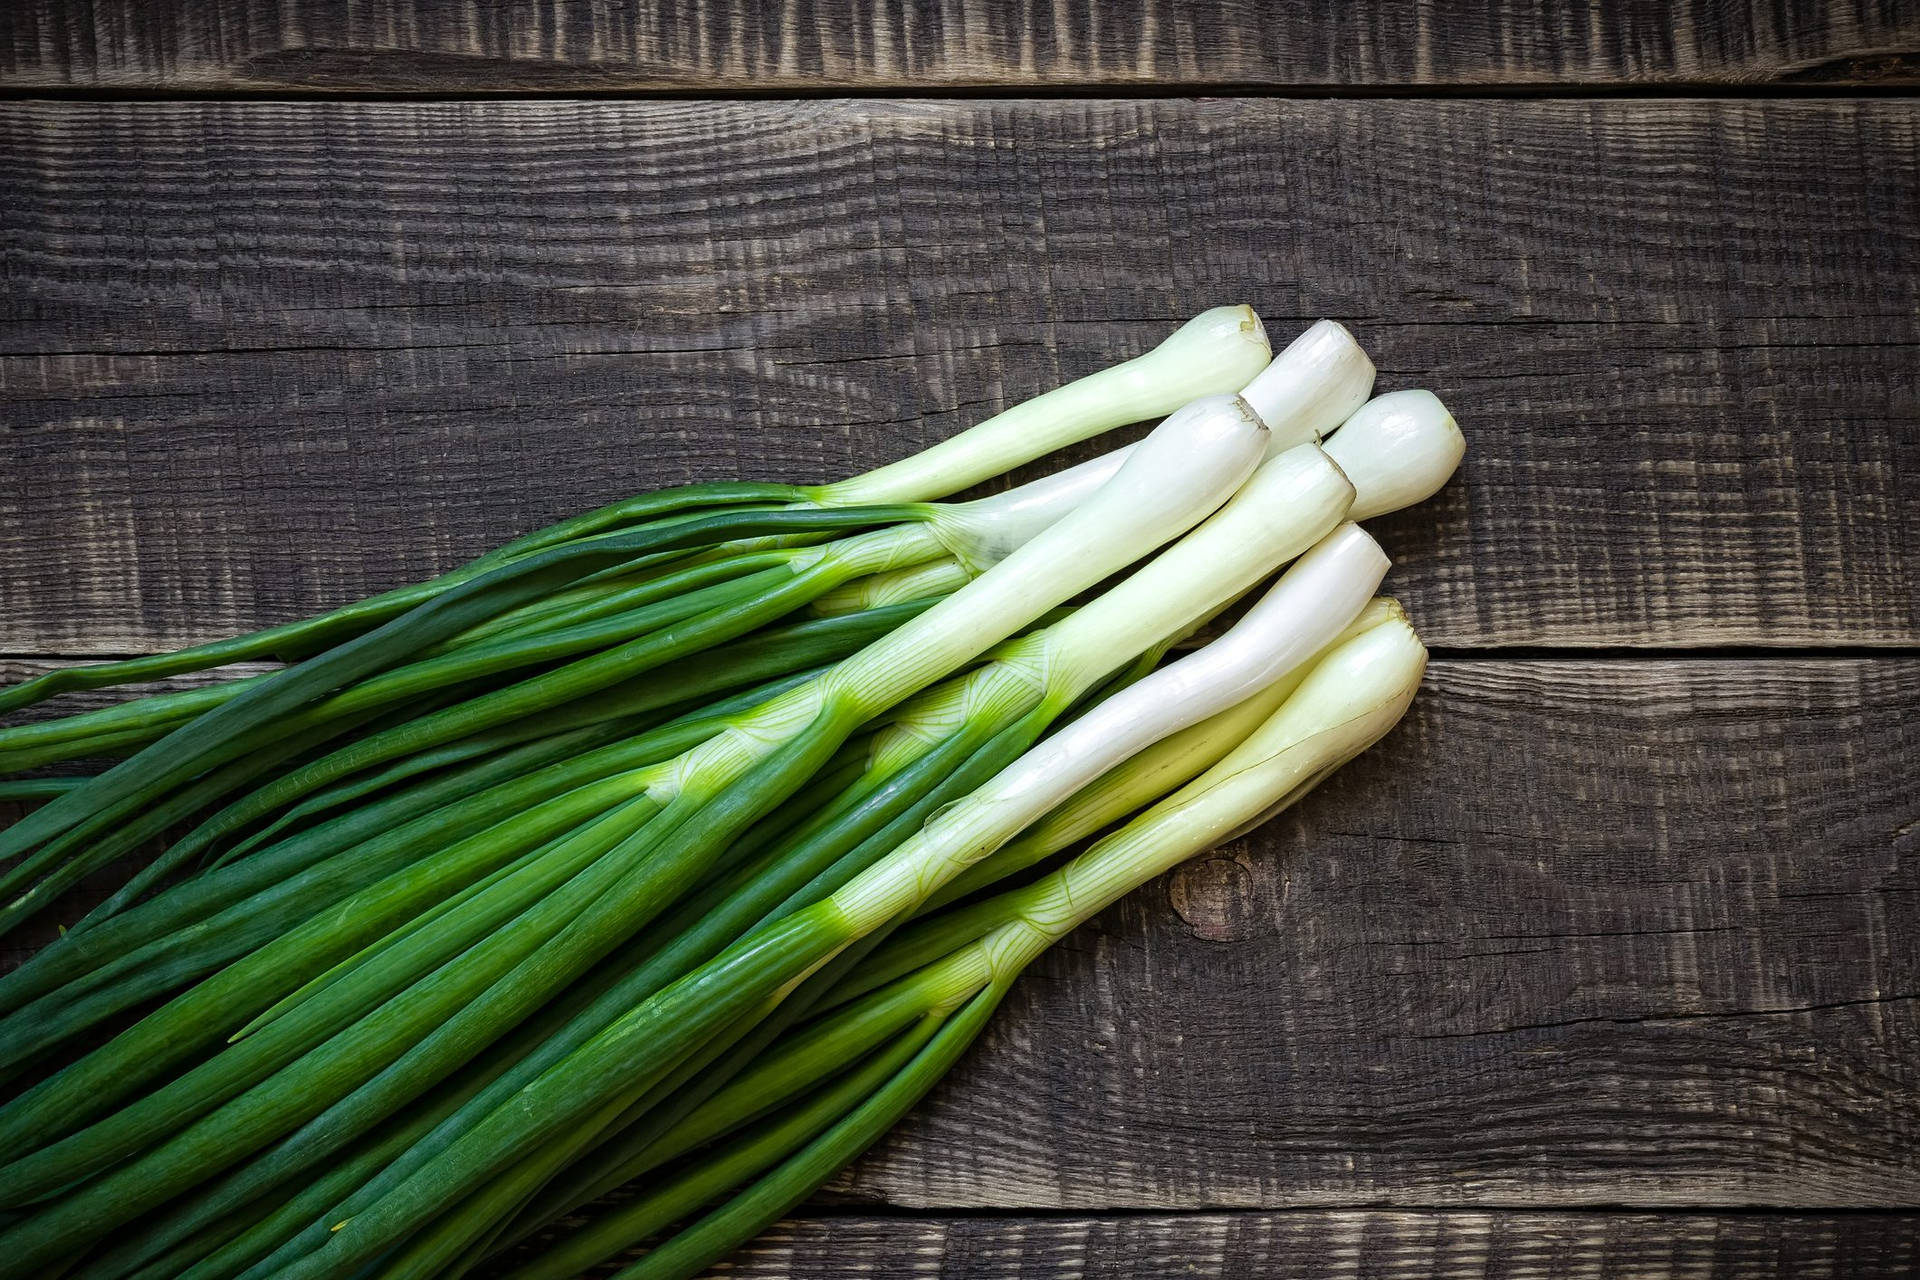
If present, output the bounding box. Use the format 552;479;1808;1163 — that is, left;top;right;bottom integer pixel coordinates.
812;659;1918;1210
2;657;1912;1213
2;99;1914;652
676;1210;1920;1278
2;1;1917;91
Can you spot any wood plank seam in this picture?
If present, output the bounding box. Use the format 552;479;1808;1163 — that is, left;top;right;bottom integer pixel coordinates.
3;1;1918;93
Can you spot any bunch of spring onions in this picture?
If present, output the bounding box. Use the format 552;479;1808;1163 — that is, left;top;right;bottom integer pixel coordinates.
0;306;1463;1279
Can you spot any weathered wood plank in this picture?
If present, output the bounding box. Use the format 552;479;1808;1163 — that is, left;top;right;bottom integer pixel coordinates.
2;99;1913;652
2;1;1917;91
5;660;1904;1254
13;661;1902;1210
667;1210;1920;1278
811;659;1918;1210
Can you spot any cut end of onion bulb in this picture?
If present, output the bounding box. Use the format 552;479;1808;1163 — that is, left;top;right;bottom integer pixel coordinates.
1237;304;1269;352
1238;320;1377;453
1121;305;1275;402
1322;389;1465;521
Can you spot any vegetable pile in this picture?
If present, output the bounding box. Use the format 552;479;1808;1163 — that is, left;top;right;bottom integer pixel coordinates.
0;306;1463;1279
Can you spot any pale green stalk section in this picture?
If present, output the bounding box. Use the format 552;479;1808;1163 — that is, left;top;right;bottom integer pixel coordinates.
829;521;1390;934
929;597;1406;908
815;306;1270;505
968;613;1427;977
812;443;1176;617
860;440;1359;786
921;451;1141;571
810;558;971;616
775;522;948;582
1240;319;1376;452
857;660;1018;778
639;397;1272;807
813;323;1406;615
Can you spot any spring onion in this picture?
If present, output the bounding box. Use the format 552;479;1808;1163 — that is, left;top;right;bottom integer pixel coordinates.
103;385;1457;1280
0;311;1467;1280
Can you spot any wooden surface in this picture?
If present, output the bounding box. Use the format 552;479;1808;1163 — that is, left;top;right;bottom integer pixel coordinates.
6;659;1912;1208
3;99;1915;652
2;2;1917;1277
3;1;1919;91
706;1212;1920;1276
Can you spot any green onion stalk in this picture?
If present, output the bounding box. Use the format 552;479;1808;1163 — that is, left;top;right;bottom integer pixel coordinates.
0;307;1274;934
0;325;1381;1054
76;384;1444;1280
113;387;1456;1280
812;317;1381;618
506;599;1431;1280
0;333;1443;1280
237;519;1391;1280
0;393;1274;1274
4;387;1457;1280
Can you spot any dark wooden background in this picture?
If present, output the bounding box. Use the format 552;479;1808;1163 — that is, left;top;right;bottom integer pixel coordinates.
2;3;1916;1276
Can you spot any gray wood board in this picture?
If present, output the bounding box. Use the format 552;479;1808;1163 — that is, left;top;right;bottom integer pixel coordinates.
2;1;1917;91
6;658;1913;1210
2;99;1915;652
667;1210;1920;1278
